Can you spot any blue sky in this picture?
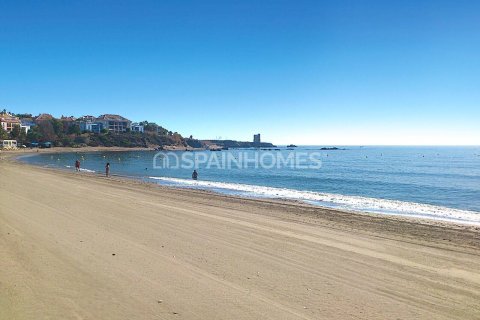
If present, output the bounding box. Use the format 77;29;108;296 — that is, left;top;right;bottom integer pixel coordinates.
1;0;479;145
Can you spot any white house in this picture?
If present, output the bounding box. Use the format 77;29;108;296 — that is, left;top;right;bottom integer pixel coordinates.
85;122;103;133
20;119;35;134
130;122;145;133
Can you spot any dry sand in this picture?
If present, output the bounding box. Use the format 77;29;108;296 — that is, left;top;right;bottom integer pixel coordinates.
1;158;480;319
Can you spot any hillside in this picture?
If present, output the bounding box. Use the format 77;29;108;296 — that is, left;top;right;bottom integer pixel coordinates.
1;113;186;148
1;112;274;149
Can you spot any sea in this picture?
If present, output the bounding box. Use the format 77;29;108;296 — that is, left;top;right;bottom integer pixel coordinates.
19;146;480;224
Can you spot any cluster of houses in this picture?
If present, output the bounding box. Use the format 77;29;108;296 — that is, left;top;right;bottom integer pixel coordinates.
0;112;145;135
0;112;149;149
76;114;144;133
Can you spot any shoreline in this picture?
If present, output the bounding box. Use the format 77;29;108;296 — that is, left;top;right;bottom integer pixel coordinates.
4;149;480;243
8;148;480;228
1;153;480;319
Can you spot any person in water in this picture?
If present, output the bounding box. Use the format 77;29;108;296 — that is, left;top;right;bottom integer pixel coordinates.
75;159;80;172
105;162;110;177
192;169;198;180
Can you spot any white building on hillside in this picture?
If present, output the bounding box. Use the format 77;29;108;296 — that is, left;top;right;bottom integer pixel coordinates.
96;114;131;133
130;123;144;133
20;119;35;134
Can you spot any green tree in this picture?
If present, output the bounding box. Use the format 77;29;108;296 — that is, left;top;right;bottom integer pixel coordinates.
26;126;42;142
67;124;81;135
144;122;158;132
51;119;63;136
9;125;21;140
17;129;27;144
14;113;33;118
157;126;168;135
0;125;8;139
36;121;56;142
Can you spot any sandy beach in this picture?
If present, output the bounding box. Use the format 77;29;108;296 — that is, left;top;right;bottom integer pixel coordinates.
1;156;480;319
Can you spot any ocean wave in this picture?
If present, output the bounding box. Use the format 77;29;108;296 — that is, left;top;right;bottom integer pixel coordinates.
148;176;480;224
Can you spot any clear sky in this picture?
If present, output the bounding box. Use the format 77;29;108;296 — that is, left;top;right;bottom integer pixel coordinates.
1;0;479;145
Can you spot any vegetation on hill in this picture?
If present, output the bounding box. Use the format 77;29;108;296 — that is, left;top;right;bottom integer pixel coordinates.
0;125;11;140
1;110;274;149
2;113;187;148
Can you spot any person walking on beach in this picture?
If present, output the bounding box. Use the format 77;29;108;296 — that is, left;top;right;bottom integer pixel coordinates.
192;169;198;180
75;159;80;172
105;162;110;177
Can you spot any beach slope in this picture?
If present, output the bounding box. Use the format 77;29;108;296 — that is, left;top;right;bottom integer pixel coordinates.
1;161;479;319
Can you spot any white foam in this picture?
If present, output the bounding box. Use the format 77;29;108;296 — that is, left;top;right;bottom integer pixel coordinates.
65;165;96;173
149;176;480;225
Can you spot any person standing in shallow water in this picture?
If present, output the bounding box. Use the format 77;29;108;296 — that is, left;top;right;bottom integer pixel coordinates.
105;163;110;177
192;170;198;180
75;159;80;172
